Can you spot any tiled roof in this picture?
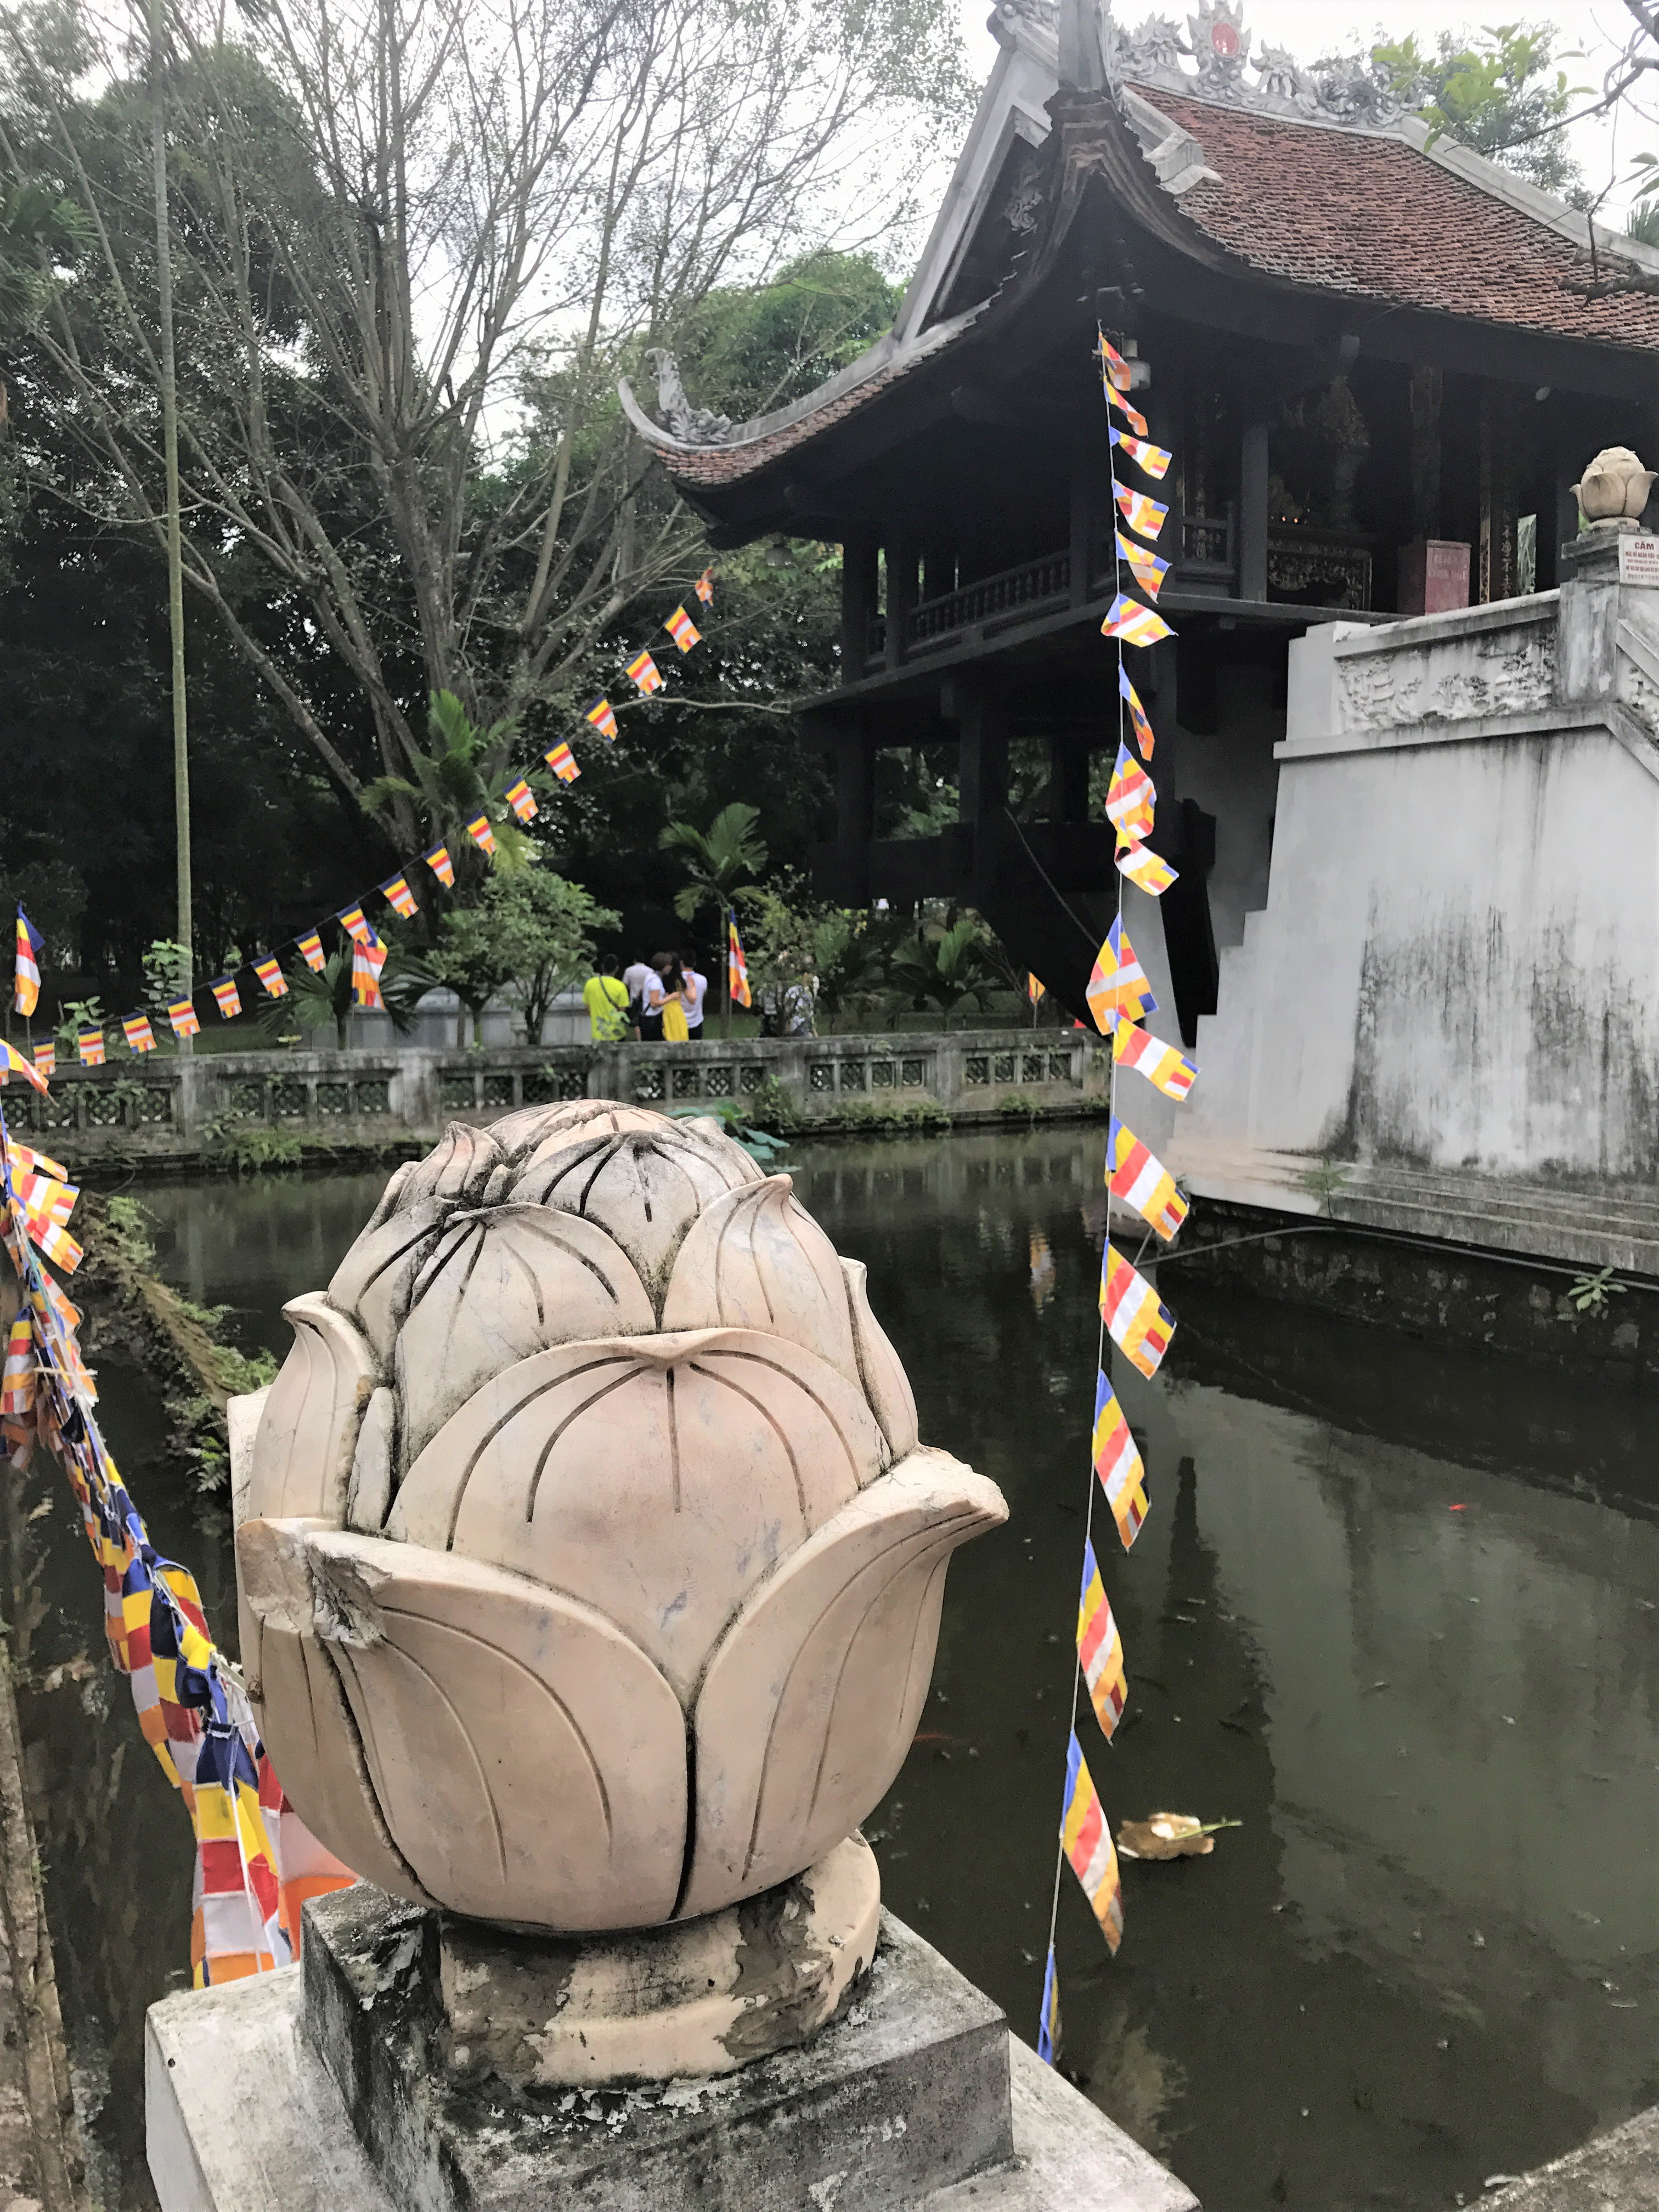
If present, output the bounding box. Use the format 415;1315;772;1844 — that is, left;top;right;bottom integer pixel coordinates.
648;354;930;490
1151;92;1659;351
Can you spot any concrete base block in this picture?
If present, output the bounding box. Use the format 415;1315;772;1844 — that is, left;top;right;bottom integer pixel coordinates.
1483;2107;1659;2210
148;1905;1198;2212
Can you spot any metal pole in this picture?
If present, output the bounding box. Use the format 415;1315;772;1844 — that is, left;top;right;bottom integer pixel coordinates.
150;0;192;1049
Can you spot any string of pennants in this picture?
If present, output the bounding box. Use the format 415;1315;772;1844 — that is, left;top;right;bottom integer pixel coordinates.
8;567;719;1067
1037;332;1198;2069
0;1064;354;1979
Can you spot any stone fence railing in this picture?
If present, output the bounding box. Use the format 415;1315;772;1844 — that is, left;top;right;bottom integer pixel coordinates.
4;1029;1108;1158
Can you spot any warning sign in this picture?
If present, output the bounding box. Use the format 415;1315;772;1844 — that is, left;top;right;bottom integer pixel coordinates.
1618;534;1659;586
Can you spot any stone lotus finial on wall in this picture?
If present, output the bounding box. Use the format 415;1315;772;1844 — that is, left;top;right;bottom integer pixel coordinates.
1573;447;1657;524
235;1102;1006;1934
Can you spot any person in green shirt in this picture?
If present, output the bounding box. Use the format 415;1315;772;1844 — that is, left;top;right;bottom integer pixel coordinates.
582;957;630;1042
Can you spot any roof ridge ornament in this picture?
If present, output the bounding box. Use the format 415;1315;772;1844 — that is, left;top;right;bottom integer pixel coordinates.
1000;1;1408;130
641;347;737;448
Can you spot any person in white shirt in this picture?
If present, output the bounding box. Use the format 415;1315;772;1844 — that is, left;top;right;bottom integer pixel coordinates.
680;954;709;1041
622;957;657;1040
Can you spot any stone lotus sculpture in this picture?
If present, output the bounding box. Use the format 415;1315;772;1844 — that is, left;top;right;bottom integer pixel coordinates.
236;1102;1006;1934
1574;445;1658;523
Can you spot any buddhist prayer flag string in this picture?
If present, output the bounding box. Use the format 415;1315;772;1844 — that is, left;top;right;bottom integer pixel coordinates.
1085;917;1157;1036
1101;594;1174;649
465;813;496;857
13;910;42;1018
1115;533;1170;601
505;778;539;822
31;1041;54;1084
1114;1022;1198;1101
1104;743;1155;846
1114;483;1168;541
1100;1244;1176;1378
253;957;288;1000
1109;425;1172;481
665;605;701;653
695;565;716;606
296;930;327;973
585;697;618;741
1092;1374;1148;1549
727;910;752;1009
627;649;664;695
1097;332;1133;393
122;1013;157;1055
351;935;387;1011
1115;840;1178;896
1037;1943;1061;2063
210;977;241;1021
1077;1539;1127;1741
1060;1733;1124;1954
337;905;372;945
1120;668;1155;758
1105;383;1149;439
77;1029;105;1068
545;744;579;786
167;998;200;1040
1;1043;49;1095
1108;1118;1189;1243
380;876;418;921
421;844;455;889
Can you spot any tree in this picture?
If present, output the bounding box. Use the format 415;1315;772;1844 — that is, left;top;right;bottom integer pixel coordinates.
286;941;432;1051
426;865;615;1043
361;692;538;899
888;916;1000;1031
0;0;969;843
659;802;768;1034
1372;25;1584;197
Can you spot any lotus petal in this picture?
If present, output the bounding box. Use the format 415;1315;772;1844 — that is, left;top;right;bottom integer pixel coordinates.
326;1197;449;1368
486;1099;670;1161
661;1179;865;1408
841;1257;919;1459
387;1328;884;1695
246;1293;376;1524
681;1448;1006;1917
253;1523;689;1929
397;1120;503;1209
507;1130;759;1298
393;1206;655;1464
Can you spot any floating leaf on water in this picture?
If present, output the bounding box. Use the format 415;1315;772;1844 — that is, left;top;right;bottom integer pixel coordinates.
1116;1812;1240;1861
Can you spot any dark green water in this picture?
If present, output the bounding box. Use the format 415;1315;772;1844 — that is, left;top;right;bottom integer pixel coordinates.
19;1128;1659;2209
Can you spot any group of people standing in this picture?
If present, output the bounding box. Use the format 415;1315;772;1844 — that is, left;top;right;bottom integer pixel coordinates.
582;951;708;1042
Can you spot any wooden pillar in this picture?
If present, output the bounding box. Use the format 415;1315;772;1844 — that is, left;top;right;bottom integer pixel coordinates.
957;680;1009;905
1069;433;1096;607
1049;733;1090;822
834;718;876;905
1238;420;1269;601
1409;367;1443;541
839;534;877;685
884;539;918;673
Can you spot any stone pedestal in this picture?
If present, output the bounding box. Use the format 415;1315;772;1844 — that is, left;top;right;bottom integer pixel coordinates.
146;1886;1199;2212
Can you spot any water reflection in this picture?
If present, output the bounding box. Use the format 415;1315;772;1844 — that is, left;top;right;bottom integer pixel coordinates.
21;1135;1659;2210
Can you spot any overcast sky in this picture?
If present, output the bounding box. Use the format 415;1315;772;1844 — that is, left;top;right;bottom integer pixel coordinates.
956;2;1649;217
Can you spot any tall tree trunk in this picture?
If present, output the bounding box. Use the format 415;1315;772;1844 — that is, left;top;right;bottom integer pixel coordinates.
150;0;192;1051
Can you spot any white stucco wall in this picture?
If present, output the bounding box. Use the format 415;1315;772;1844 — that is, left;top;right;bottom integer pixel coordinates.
1186;560;1659;1177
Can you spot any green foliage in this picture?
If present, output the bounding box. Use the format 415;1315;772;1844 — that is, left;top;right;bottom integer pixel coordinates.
285;943;432;1051
888;917;1000;1029
214;1127;304;1173
739;1073;799;1133
1628;201;1659;247
1297;1159;1350;1217
142;939;192;1019
674;252;902;426
825;1095;950;1135
1568;1265;1627;1313
103;1192;156;1269
667;1099;789;1166
660;803;769;927
361;691;535;885
1371;25;1584;196
427;866;617;1042
54;995;103;1050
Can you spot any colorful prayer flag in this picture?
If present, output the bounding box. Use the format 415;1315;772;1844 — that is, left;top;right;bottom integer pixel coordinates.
1109;426;1172;481
728;911;752;1009
1106;383;1149;438
1097;332;1133;393
422;843;455;889
1077;1538;1127;1741
29;1217;81;1273
210;977;242;1021
1099;1245;1176;1379
1120;667;1155;758
1115;839;1178;896
351;936;387;1012
585;697;618;741
465;813;496;858
1027;973;1045;1005
1113;1022;1198;1102
1060;1733;1124;1955
505;777;539;820
665;605;701;653
1101;594;1174;648
1037;1944;1061;2065
13;910;42;1019
77;1028;105;1068
380;876;418;920
627;650;664;695
253;957;288;1000
1085;917;1157;1035
545;744;579;786
1092;1371;1148;1549
31;1040;54;1084
1114;483;1169;541
1104;742;1155;845
1108;1117;1189;1243
167;998;200;1040
336;906;372;945
695;565;715;606
0;1043;48;1096
1116;533;1170;600
297;930;327;973
121;1013;157;1054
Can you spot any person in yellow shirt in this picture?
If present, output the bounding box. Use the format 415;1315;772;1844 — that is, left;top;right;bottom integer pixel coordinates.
582;957;630;1042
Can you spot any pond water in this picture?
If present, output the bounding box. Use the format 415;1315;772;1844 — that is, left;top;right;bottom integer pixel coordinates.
17;1127;1659;2210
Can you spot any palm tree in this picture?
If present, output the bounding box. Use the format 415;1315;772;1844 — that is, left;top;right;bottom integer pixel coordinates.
658;804;769;1035
285;945;433;1050
360;690;538;898
889;917;1000;1031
